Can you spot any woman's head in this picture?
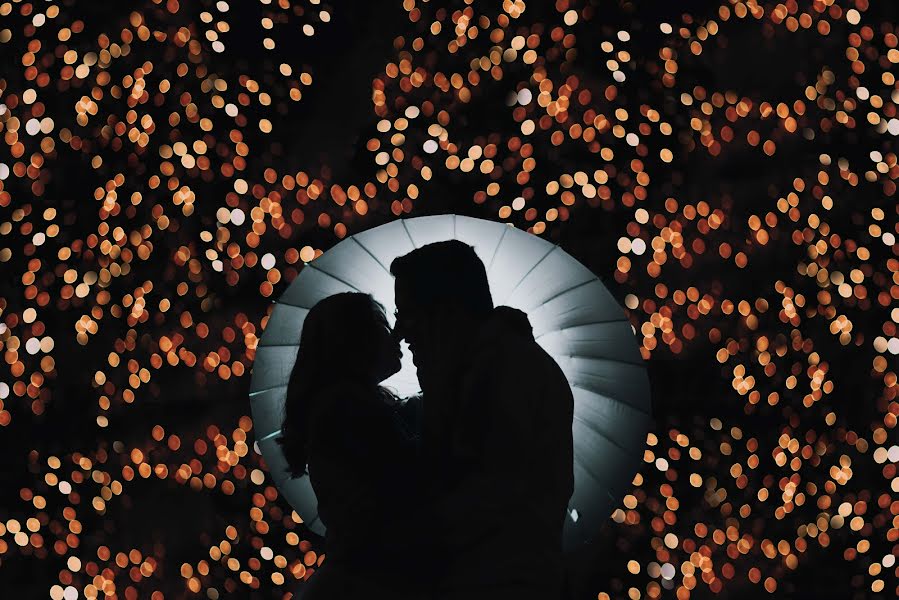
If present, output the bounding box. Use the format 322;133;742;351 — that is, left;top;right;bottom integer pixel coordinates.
277;292;402;477
295;292;401;384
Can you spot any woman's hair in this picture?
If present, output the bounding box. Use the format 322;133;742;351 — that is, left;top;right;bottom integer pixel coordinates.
276;292;395;478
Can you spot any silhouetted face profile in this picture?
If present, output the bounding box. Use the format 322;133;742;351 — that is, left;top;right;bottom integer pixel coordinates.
392;279;427;369
390;240;493;384
302;292;401;384
369;302;403;383
278;292;402;478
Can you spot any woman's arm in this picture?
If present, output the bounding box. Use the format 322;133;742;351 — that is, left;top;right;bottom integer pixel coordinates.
309;385;420;543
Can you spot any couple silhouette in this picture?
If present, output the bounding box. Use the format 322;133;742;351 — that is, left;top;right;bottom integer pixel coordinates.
277;239;575;599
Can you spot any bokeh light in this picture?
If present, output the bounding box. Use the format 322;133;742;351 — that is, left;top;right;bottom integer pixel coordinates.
0;0;896;598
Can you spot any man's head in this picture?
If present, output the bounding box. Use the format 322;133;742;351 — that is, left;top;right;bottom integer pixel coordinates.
390;240;493;368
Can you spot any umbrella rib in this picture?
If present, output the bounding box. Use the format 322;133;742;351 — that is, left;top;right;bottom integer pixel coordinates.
565;354;644;367
271;301;308;312
250;383;287;396
533;316;626;339
258;429;282;442
249;383;288;397
570;382;651;415
572;413;631;454
528;278;598;312
569;356;647;370
534;317;626;338
307;262;363;292
305;515;325;533
503;244;560;301
486;224;509;274
572;459;606;487
350;236;392;276
276;298;310;309
400;218;417;248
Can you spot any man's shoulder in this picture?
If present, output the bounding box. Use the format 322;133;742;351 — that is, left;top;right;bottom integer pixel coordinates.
476;334;569;389
494;332;555;364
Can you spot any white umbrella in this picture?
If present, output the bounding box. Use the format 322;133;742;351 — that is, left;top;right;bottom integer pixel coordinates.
249;214;652;549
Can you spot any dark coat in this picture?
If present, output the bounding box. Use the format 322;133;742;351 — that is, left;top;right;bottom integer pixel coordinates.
302;382;424;598
422;306;575;599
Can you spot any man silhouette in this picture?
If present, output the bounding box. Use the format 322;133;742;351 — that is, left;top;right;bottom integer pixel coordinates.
390;239;574;600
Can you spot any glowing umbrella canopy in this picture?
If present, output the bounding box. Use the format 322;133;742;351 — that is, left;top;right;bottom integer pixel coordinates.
249;214;651;550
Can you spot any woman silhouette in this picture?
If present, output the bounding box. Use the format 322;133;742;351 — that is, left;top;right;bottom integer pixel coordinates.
276;292;424;599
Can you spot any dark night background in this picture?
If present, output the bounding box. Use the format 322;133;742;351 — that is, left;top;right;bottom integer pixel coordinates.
0;0;896;598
